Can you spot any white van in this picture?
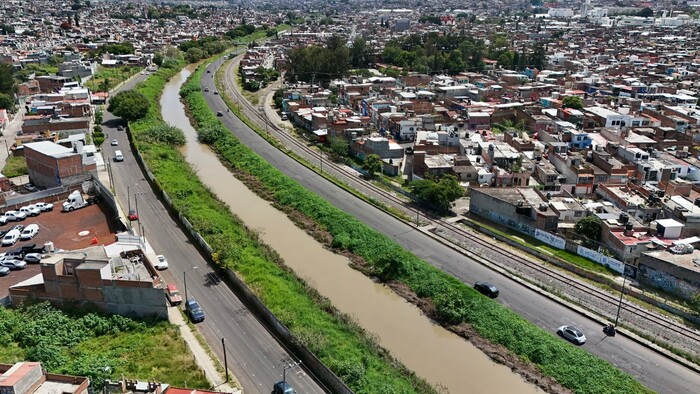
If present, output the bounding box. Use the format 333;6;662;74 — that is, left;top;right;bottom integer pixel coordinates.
20;224;39;240
2;229;21;246
114;150;124;162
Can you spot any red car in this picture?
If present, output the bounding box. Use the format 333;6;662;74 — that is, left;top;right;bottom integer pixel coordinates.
166;284;182;306
128;209;138;221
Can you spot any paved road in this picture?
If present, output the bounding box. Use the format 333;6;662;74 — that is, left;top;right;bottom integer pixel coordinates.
101;71;326;394
202;57;700;394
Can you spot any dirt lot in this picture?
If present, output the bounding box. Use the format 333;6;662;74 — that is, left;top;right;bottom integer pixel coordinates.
0;202;122;299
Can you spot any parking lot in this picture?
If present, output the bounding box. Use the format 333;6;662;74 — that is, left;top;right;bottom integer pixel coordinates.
0;202;122;299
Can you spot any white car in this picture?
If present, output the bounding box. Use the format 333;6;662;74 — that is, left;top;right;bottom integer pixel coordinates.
20;224;39;240
557;325;587;345
154;255;169;270
0;258;26;270
23;253;42;264
19;205;41;217
111;139;118;146
0;266;9;276
3;211;27;222
24;183;37;192
1;229;21;246
34;202;54;212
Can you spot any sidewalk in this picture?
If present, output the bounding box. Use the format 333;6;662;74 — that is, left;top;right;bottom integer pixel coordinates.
0;106;27;170
167;307;242;393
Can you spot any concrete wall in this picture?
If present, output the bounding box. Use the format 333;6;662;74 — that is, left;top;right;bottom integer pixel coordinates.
103;283;167;319
469;190;537;235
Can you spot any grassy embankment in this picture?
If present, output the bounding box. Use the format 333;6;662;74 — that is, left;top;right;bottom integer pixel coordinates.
182;61;655;394
2;155;28;178
85;65;140;92
0;303;208;390
129;58;436;393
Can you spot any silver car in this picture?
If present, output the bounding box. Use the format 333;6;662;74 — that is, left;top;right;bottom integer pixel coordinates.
557;325;586;345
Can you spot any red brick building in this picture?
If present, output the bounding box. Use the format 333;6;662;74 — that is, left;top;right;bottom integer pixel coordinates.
23;141;96;188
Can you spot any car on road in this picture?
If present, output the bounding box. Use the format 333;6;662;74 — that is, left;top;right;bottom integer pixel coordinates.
204;87;210;92
111;139;118;146
23;183;37;192
166;284;182;306
280;113;288;121
23;253;42;264
20;224;39;240
128;209;138;221
272;381;296;394
474;281;499;298
557;325;586;345
117;125;125;131
214;90;219;95
3;211;27;222
19;205;41;217
0;266;9;276
114;150;124;162
216;111;223;117
0;258;26;270
185;299;205;323
206;70;211;73
154;255;169;270
2;229;21;246
33;202;54;212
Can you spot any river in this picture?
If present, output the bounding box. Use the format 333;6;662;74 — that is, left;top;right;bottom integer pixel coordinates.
160;65;539;393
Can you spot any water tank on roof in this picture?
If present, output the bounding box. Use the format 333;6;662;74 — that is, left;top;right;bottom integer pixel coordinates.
619;213;629;224
625;223;634;231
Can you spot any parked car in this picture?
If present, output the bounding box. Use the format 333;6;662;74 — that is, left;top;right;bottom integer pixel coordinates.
34;202;54;212
11;225;24;233
3;211;27;222
557;325;587;345
19;205;41;217
280;113;288;121
474;281;500;298
185;299;205;323
0;258;27;270
272;381;296;394
0;266;9;276
21;244;44;254
117;125;125;131
166;284;182;306
154;255;168;270
23;183;37;192
128;209;138;221
20;224;39;240
4;249;24;259
0;216;6;225
1;229;21;246
111;139;118;146
23;253;42;264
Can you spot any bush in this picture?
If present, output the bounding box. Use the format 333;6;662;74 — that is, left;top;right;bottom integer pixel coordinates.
141;124;186;146
107;90;150;122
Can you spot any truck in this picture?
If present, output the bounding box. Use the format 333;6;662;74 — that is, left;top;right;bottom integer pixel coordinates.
63;191;88;212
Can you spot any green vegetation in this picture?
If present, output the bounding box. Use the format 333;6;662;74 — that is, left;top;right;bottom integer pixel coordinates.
285;35;350;86
196;67;651;394
410;174;464;212
240;66;279;92
92;124;105;146
180;36;232;63
361;153;382;177
108;90;151;122
85;66;139;92
0;302;208;391
0;92;13;110
575;215;603;242
2;154;28;178
131;56;435;393
562;95;584;110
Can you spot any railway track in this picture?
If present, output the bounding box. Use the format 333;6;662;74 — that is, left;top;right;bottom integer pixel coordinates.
218;59;700;348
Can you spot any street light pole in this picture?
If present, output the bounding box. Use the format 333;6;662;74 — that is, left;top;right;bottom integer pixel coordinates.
614;270;628;327
127;182;138;212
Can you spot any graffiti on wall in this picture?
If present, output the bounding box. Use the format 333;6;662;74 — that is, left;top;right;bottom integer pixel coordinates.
470;206;535;236
577;245;625;274
638;265;699;301
535;229;566;249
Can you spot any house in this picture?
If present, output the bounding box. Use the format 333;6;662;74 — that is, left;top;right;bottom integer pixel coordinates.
638;248;700;301
469;187;559;235
23;140;96;188
9;245;167;319
0;362;89;394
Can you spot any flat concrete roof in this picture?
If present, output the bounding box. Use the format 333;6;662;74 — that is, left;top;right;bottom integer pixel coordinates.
24;141;74;159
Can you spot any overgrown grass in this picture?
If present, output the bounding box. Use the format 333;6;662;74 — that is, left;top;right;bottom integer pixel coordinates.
131;56;434;393
85;65;140;92
185;64;654;393
0;303;208;390
2;154;28;178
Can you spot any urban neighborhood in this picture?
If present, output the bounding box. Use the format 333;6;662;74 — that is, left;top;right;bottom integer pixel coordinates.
0;1;699;394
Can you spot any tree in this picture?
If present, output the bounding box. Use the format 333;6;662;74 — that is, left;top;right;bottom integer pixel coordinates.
638;7;654;18
184;47;206;63
152;52;164;67
107;90;150;122
362;154;382;177
574;215;602;241
410;174;464;212
328;136;349;160
0;63;17;96
0;93;14;110
562;95;584;110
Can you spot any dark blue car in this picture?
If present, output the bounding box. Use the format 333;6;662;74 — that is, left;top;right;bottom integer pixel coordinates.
186;299;205;323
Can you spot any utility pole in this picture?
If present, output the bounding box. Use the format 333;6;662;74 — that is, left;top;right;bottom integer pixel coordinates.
614;268;628;327
222;338;229;382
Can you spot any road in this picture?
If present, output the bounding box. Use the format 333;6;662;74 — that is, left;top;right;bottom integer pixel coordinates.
202;57;700;393
101;71;326;394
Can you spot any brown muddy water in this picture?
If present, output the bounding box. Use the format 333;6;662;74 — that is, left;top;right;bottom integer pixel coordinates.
161;66;539;393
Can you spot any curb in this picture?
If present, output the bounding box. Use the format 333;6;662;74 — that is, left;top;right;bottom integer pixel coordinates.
415;223;700;375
